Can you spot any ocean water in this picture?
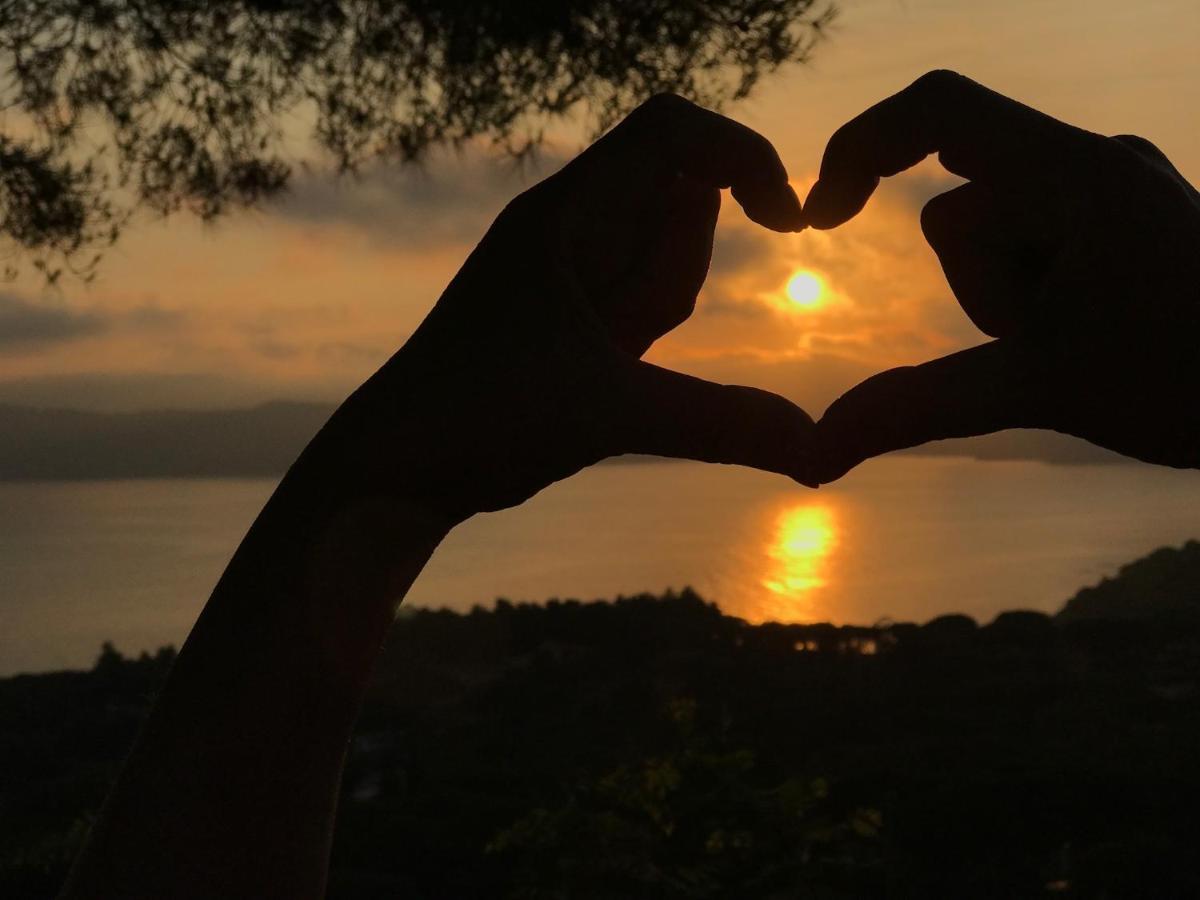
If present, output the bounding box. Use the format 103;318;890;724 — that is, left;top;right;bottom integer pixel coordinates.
2;456;1199;675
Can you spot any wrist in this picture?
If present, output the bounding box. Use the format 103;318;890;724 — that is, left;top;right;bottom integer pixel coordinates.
289;379;472;530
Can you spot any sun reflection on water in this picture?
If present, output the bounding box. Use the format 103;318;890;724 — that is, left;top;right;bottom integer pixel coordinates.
759;503;838;621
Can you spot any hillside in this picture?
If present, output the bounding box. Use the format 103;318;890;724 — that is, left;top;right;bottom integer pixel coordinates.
1058;539;1200;622
5;584;1200;898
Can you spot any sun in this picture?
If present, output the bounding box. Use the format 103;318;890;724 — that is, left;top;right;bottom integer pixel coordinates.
785;270;824;308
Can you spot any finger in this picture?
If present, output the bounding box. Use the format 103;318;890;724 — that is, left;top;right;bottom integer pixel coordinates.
604;176;721;356
1112;134;1174;168
614;360;819;487
804;70;1103;229
815;340;1049;482
576;93;803;232
920;183;1059;338
1111;134;1196;192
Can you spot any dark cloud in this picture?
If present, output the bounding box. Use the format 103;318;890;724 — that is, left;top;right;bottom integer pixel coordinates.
237;315;391;366
699;223;792;317
671;349;880;415
0;292;104;348
314;340;390;364
698;293;776;319
122;303;185;329
0;293;187;354
0;371;331;412
275;149;571;248
0;402;335;480
708;225;776;277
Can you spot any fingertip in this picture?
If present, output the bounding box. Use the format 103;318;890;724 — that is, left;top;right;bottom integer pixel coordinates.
788;187;809;234
802;177;877;230
732;180;805;233
786;409;822;488
809;422;855;485
812;341;1029;480
779;182;806;232
801;180;842;229
814;457;857;486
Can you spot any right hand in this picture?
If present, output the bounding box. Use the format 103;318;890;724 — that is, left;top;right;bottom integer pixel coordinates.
806;71;1200;481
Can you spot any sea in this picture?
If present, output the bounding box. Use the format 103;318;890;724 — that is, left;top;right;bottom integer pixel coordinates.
2;455;1199;676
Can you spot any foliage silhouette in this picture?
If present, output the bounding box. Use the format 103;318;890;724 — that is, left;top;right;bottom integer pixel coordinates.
0;0;834;280
1058;539;1200;623
488;698;881;898
8;567;1200;898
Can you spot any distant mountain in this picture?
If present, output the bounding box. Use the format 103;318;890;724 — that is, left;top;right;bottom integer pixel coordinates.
1058;540;1200;622
903;429;1130;465
0;404;1132;481
0;402;334;480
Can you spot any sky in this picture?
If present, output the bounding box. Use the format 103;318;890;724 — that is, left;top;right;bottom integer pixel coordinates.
1;0;1198;416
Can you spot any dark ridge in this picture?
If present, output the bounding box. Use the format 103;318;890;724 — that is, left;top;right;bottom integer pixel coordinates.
1058;539;1200;623
0;402;333;480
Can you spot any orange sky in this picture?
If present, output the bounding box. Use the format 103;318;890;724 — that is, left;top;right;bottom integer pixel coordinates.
2;0;1198;415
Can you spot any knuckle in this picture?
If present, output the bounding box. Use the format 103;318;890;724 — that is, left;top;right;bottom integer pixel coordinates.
497;180;553;225
1108;133;1181;182
498;191;534;221
641;91;690;112
630;92;693;125
911;69;966;96
1111;133;1163;158
485;186;559;252
1096;133;1186;195
744;128;781;165
492;195;535;235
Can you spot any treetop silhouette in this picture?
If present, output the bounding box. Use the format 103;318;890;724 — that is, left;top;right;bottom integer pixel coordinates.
0;0;834;281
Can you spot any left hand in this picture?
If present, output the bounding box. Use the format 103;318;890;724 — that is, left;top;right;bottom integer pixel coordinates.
803;71;1200;481
312;95;817;521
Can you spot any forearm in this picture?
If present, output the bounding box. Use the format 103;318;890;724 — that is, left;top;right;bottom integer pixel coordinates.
62;427;455;900
59;96;818;898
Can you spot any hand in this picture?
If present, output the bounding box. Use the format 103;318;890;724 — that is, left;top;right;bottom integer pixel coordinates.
62;97;819;900
317;95;816;520
805;70;1200;481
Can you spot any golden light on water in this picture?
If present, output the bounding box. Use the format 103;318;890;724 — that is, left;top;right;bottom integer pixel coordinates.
760;503;838;620
784;270;824;308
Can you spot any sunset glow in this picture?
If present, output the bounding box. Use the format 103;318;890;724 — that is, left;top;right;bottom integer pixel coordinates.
761;503;838;619
2;0;1190;421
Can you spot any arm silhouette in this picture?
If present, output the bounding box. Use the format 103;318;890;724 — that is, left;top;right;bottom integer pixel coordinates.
807;70;1200;481
60;97;815;899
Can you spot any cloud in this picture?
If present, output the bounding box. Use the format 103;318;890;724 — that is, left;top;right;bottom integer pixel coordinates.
708;224;776;277
274;148;571;249
0;292;188;354
697;215;796;321
699;293;777;319
647;164;990;410
0;293;105;348
658;348;883;416
0;371;330;412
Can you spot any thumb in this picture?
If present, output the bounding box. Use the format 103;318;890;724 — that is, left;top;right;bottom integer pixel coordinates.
612;360;819;487
816;340;1049;483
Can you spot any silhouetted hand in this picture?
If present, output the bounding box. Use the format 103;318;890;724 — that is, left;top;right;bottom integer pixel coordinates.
317;95;815;519
805;71;1200;481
